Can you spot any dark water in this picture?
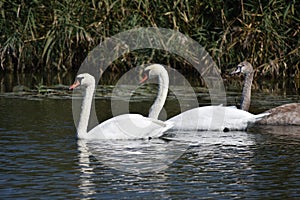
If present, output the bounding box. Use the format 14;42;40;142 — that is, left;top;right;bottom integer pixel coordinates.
0;73;300;199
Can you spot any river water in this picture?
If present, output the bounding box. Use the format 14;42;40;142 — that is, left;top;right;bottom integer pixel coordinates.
0;72;300;199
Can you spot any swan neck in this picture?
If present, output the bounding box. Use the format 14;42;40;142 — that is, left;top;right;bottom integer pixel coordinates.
148;70;169;119
241;72;253;111
77;85;95;138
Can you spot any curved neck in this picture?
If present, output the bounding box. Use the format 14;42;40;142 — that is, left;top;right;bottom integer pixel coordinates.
148;70;169;119
241;72;253;111
77;85;95;138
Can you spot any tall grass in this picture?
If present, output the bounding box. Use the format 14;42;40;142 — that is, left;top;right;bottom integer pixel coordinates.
0;0;299;78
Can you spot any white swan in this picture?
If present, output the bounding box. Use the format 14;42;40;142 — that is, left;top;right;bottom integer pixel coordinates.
167;105;268;131
70;64;172;140
162;67;268;131
231;61;300;125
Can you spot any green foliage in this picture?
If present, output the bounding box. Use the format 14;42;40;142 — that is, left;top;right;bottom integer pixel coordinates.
0;0;299;78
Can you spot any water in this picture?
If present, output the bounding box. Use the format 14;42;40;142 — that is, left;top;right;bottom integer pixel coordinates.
0;73;300;199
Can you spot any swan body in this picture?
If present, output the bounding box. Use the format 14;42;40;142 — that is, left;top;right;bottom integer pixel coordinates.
85;114;173;140
232;61;300;125
70;64;172;140
256;103;300;125
167;105;268;131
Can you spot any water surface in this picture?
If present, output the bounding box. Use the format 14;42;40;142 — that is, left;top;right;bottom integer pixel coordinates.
0;73;300;199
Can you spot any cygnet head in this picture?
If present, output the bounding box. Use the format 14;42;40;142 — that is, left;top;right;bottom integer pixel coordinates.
69;73;95;89
231;61;253;75
140;64;167;83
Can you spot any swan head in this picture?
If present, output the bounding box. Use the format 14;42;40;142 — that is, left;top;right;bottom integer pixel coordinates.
140;64;167;83
69;73;95;89
231;61;253;75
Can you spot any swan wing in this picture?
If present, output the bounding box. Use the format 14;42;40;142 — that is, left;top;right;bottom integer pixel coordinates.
87;114;173;140
221;107;269;130
167;106;217;130
167;106;268;131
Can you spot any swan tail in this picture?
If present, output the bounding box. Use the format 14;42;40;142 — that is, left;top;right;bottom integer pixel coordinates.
151;118;174;132
254;112;270;120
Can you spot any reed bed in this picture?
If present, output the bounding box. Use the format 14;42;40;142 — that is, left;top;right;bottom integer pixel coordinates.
1;0;299;78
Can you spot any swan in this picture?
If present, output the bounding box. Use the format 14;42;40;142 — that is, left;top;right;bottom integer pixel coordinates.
166;105;268;131
161;73;268;132
231;61;300;125
69;64;172;140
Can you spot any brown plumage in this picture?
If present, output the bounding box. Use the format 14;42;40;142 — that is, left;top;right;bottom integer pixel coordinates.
257;103;300;125
231;61;300;125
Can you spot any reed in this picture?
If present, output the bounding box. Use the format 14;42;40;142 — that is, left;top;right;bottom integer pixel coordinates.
0;0;299;78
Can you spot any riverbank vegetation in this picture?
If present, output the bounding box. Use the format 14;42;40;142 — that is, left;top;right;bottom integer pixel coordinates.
1;0;299;78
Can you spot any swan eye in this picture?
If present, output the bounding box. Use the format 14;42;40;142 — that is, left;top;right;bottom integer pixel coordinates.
143;69;151;78
76;77;84;84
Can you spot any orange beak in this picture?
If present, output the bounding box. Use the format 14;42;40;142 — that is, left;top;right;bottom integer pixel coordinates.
69;80;80;90
139;74;148;84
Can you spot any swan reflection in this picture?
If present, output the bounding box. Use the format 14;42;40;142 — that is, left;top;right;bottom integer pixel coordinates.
77;129;256;174
77;130;258;198
250;125;300;140
77;140;96;198
78;137;189;174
